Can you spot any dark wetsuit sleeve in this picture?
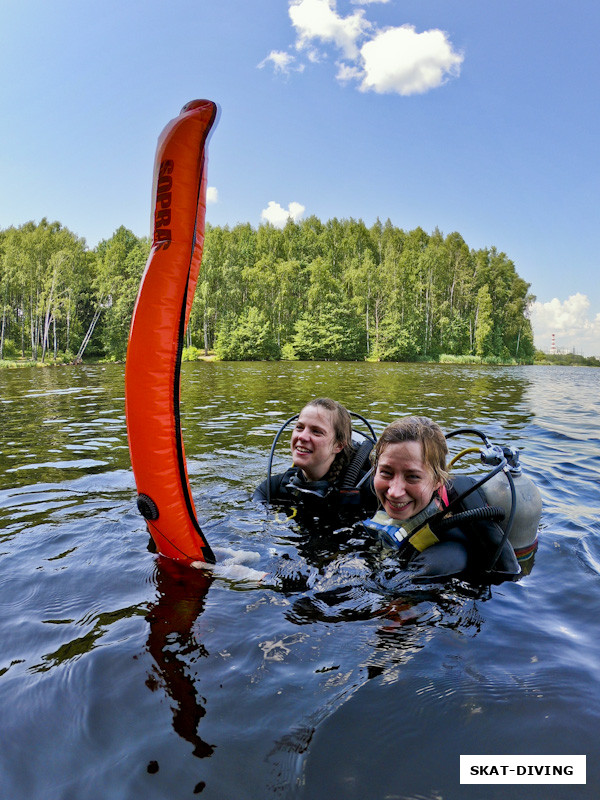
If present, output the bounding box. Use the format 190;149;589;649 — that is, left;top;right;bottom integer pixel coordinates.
252;469;295;503
445;476;520;579
252;479;270;502
408;540;469;582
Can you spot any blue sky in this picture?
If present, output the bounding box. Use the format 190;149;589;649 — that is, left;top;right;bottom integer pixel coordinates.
2;0;599;355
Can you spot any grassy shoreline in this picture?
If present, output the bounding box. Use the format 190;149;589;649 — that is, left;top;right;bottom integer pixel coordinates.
2;351;598;369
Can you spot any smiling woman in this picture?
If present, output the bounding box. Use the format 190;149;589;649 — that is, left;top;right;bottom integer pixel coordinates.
364;416;526;583
374;436;446;522
253;397;377;519
290;401;348;482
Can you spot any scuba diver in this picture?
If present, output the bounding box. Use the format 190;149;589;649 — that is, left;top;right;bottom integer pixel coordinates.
257;406;540;587
364;415;525;583
253;397;377;522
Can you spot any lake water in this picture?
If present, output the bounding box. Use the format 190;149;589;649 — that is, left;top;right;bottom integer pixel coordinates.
0;361;598;799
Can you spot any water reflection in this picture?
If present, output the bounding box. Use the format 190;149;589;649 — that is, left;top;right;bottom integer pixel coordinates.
263;543;494;794
180;361;536;457
267;493;531;633
145;558;215;760
34;605;146;673
142;501;497;792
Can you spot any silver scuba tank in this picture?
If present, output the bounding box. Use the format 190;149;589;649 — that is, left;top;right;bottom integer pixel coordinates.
479;447;542;556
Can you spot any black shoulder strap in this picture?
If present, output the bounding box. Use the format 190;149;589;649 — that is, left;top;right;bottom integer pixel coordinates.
447;475;485;510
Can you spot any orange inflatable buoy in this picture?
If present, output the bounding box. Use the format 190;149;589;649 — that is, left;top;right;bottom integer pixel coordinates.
125;100;219;565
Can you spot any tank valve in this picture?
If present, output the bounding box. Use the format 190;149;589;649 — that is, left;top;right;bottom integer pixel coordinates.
502;446;522;475
480;445;505;466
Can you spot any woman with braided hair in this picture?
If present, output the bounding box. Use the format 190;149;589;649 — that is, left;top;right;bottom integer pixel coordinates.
253;397;376;519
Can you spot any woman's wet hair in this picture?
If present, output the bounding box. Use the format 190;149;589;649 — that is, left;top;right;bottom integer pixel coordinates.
373;415;449;485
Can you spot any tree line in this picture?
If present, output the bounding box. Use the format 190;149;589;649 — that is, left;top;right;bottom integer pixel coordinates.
0;216;537;364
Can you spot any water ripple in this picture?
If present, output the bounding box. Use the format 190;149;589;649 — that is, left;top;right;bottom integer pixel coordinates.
1;362;600;799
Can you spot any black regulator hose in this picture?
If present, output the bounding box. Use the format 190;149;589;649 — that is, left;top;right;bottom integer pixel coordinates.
341;439;374;489
436;505;506;530
445;428;493;447
446;458;507;512
349;412;378;442
266;414;299;503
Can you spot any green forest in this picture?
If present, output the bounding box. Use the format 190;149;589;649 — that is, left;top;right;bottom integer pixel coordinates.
0;216;538;365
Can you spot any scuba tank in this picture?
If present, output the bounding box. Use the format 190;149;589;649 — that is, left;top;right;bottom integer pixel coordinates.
478;445;542;559
446;430;542;568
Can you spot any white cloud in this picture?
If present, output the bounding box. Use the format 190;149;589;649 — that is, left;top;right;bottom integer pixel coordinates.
530;293;600;357
336;62;364;83
260;1;463;96
261;200;306;227
289;0;370;60
356;24;464;95
206;186;218;204
258;50;302;75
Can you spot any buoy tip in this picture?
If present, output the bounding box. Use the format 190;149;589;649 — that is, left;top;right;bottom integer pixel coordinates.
181;99;215;114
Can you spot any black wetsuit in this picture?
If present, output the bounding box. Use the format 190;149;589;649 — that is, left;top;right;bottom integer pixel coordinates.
253;457;377;523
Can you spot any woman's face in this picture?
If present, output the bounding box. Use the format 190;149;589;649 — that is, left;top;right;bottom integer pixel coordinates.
374;440;442;521
291;405;343;482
